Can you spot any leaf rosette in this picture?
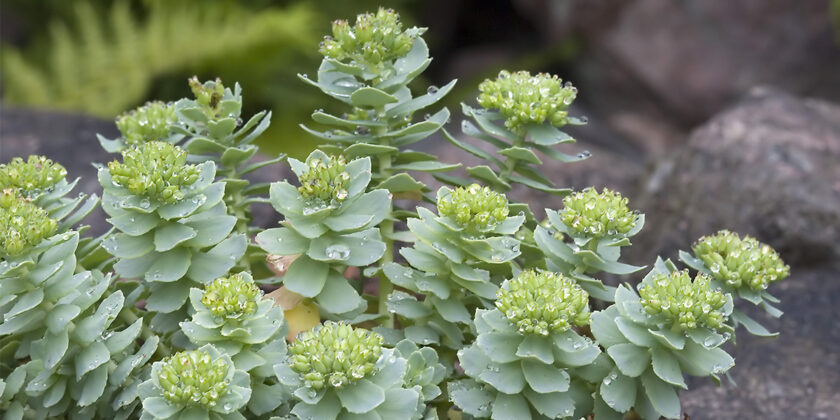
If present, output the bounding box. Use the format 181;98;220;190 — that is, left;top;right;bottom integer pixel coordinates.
99;142;245;325
451;271;600;419
589;258;735;420
680;230;789;337
256;150;389;316
274;322;423;419
382;185;523;348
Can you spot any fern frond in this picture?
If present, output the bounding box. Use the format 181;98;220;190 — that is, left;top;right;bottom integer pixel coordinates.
1;0;318;117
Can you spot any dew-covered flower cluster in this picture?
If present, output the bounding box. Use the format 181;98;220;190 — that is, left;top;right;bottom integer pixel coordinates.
297;154;350;205
496;270;591;336
692;230;790;291
0;155;66;194
0;190;57;257
477;70;577;132
560;187;637;238
320;7;417;72
116;101;177;146
288;322;383;390
156;350;231;407
108;141;199;204
639;270;728;332
201;273;261;319
437;184;509;232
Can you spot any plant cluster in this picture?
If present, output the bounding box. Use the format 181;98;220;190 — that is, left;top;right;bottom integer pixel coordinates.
1;8;791;420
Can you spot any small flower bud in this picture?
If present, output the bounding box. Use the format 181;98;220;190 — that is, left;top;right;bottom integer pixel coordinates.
201;272;261;319
189;76;226;119
288;322;383;390
496;270;591;336
477;70;578;133
115;101;176;146
297;155;350;206
639;270;728;333
560;188;637;239
107;141;199;204
692;230;789;291
156;349;231;408
320;8;417;73
0;189;57;257
437;184;509;233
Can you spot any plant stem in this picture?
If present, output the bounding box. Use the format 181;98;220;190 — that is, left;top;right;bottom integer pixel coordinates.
375;108;395;328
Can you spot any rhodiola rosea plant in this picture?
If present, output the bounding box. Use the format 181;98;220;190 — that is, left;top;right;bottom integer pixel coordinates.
0;7;792;420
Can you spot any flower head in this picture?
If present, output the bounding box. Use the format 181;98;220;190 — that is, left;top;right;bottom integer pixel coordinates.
1;190;57;257
437;184;509;233
477;70;577;133
108;141;199;204
189;76;226;119
288;322;383;390
639;270;728;332
0;155;67;195
116;101;176;146
156;349;231;408
320;8;417;73
496;270;591;336
560;188;637;238
297;154;350;205
201;273;261;319
692;230;790;291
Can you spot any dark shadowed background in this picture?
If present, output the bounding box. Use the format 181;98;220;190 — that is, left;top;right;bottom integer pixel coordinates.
2;1;839;418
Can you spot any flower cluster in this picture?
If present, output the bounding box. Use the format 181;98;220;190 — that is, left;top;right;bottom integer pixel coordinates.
288;322;383;390
116;101;177;146
692;230;790;291
108;141;199;204
0;155;67;195
157;350;231;408
437;184;509;233
320;8;417;73
560;187;637;238
639;270;728;332
201;273;262;319
496;270;591;335
477;70;577;132
297;154;350;205
189;76;226;119
0;190;57;257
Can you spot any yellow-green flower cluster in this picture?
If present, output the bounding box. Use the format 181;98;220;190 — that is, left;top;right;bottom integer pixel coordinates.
289;322;383;390
0;155;66;195
320;8;416;72
496;270;591;336
560;188;636;238
201;273;261;319
116;101;176;146
189;76;226;119
156;350;230;407
108;141;199;204
437;184;509;232
0;190;57;257
692;230;790;291
298;155;350;205
639;270;728;333
477;70;577;133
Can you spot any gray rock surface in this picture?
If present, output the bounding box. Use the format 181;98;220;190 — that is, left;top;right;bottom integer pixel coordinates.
630;88;840;267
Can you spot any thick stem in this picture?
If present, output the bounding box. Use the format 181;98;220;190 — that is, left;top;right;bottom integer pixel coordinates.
374;107;395;328
499;133;525;181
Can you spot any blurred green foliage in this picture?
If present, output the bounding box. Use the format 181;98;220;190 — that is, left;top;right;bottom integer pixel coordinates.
1;0;415;158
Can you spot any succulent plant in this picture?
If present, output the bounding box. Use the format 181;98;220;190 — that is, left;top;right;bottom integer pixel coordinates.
99;101;180;153
477;70;578;133
589;258;735;419
99;143;245;328
138;345;251;420
0;190;58;258
680;230;790;337
534;188;645;301
274;322;423;419
392;339;448;416
382;185;523;348
451;270;600;419
0;156;67;195
256;150;389;316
